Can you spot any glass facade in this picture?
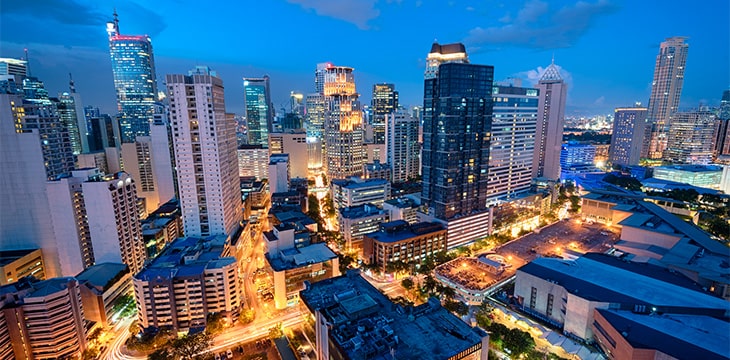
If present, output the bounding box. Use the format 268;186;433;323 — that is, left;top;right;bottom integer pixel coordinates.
243;76;272;146
422;63;494;220
109;34;158;143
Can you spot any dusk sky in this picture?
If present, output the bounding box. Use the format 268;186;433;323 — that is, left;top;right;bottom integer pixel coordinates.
1;0;728;116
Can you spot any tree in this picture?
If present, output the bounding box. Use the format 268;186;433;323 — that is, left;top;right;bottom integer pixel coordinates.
443;299;468;316
503;328;535;356
170;332;212;360
422;275;438;294
268;323;284;340
401;278;414;290
148;348;174;360
82;348;99;360
568;195;581;213
239;308;255;324
205;313;225;336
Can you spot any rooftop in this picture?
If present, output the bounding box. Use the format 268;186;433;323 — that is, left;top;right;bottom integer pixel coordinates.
300;270;486;360
429;42;467;55
655;165;723;173
596;309;730;360
0;248;40;267
339;204;387;219
332;177;389;189
266;243;337;272
135;235;233;281
517;253;729;313
76;262;129;292
365;221;445;244
383;197;418;209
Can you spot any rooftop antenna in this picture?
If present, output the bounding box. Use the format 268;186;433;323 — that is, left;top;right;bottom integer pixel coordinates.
24;48;31;76
69;73;76;93
551;52;555;65
113;8;120;33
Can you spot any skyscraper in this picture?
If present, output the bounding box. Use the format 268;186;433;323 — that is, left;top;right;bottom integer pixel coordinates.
107;11;158;143
424;42;469;79
422;61;493;221
386;108;419;183
664;110;716;164
713;90;730;158
323;65;364;180
167;67;242;237
531;61;567;181
243;76;273;146
609;106;648;167
645;37;689;160
488;85;539;203
371;83;398;144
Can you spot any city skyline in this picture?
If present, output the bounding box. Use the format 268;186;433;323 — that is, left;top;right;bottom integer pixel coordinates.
1;0;728;117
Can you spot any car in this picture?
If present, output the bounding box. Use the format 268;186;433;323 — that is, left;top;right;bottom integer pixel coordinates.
214;353;221;360
226;349;233;359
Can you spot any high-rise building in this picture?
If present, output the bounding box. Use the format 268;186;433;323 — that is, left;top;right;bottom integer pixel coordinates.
371;83;398;144
386;109;420;183
664;110;716;164
531;61;567;181
609;106;649;167
268;130;308;178
167;67;242;237
54;91;83;156
713;90;730;158
46;169;146;275
0;277;88;360
488;85;539;203
244;76;273;146
20;77;75;180
106;11;158;143
237;144;269;180
120;105;175;215
424;42;469;79
323;65;364;180
645;37;689;159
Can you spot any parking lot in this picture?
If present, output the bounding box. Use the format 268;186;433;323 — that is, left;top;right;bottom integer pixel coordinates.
491;218;619;275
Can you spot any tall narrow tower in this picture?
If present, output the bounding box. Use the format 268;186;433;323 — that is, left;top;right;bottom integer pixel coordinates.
167;67;242;237
107;11;158;143
645;37;689;160
532;60;567;180
243;76;273;146
323;65;364;180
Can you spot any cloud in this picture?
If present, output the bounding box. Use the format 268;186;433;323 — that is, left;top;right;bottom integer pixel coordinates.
514;64;573;86
465;0;618;50
287;0;380;30
593;96;605;106
0;0;167;48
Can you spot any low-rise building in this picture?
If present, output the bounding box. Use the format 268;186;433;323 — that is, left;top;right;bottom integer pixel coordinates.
362;220;447;273
76;262;132;327
264;224;339;309
237;144;269;180
514;253;730;342
362;160;391;181
141;199;183;259
652;165;723;190
0;248;45;285
0;277;88;360
300;270;489;360
133;235;242;332
338;204;390;254
382;197;419;224
331;177;390;209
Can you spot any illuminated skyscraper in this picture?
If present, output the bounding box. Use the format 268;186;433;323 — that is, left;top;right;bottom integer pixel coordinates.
424;42;469;80
323;65;364;180
243;76;273;146
531;60;567;180
645;37;689;160
371;83;398;144
665;110;716;164
107;11;158;143
167;67;242;237
609;106;648;167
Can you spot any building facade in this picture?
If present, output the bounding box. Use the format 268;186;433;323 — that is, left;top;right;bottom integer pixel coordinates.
370;83;398;144
386;109;420;183
609;107;649;167
338;204;390;254
268;153;290;194
363;221;447;273
237;144;269;180
106;12;158;143
664;110;716;164
323;65;364;180
268;130;308;178
167;67;242;237
243;76;273;146
644;37;689;160
0;249;45;285
532;61;567;180
76;262;132;327
331;177;390;209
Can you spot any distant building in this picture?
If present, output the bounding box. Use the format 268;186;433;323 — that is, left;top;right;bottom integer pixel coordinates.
238;144;269;180
300;270;488;360
269;153;290;194
167;67;242;237
338;204;390;254
609;107;649;167
324;65;364;180
382;197;419;224
363;221;446;273
532;61;567;181
664;110;716;164
560;142;598;179
331;177;390;209
653;165;723;190
0;277;88;359
0;249;45;285
244;76;273;146
514;253;729;342
386;109;420;183
714;90;730;158
370;83;398;143
76;262;132;327
134;235;241;332
106;11;158;143
264;225;339;309
363;160;391;181
645;37;689;159
268;130;308;178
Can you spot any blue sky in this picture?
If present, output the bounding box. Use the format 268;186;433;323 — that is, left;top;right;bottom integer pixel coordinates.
1;0;728;116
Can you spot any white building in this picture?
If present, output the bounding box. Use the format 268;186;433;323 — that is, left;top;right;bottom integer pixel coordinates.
532;61;567;181
382;197;419;224
268;130;308;178
237;144;269;180
331;177;390;210
268;153;290;194
167;67;242;237
386;109;420;183
337;204;390;253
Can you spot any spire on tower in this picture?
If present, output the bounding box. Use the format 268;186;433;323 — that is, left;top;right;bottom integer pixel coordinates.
69;73;76;93
24;48;31;76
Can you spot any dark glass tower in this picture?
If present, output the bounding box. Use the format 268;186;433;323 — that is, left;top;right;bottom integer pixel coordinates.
421;62;494;220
